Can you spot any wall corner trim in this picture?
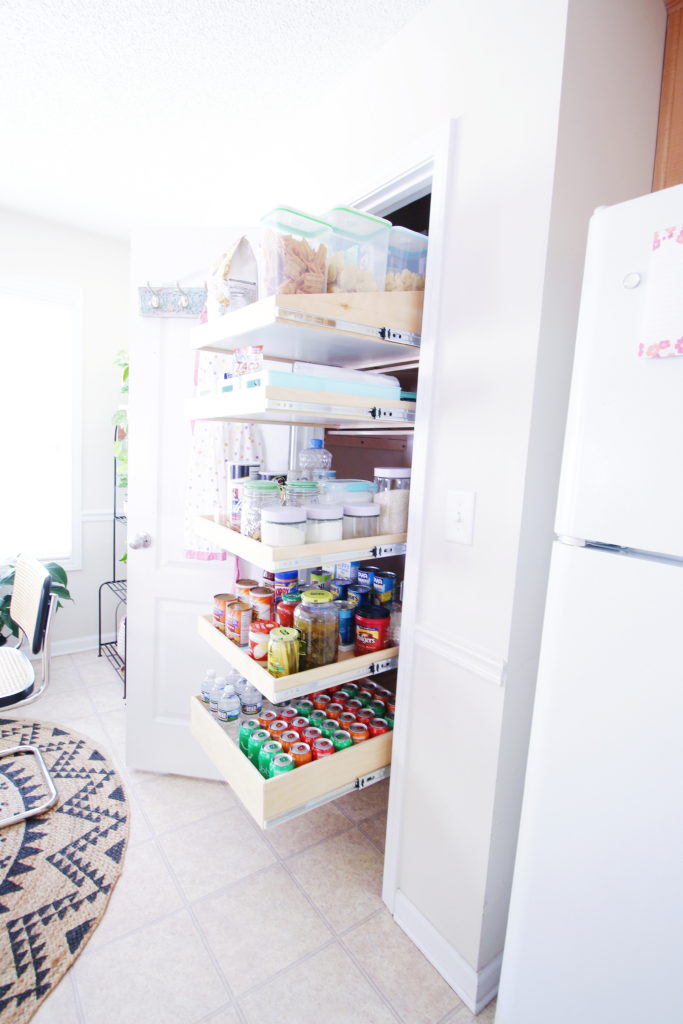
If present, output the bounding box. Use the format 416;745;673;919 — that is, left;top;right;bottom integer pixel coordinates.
413;625;507;686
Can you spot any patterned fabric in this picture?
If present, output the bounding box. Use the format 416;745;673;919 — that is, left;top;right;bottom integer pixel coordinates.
0;719;129;1023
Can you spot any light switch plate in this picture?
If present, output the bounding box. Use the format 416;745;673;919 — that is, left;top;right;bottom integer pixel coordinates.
446;490;476;544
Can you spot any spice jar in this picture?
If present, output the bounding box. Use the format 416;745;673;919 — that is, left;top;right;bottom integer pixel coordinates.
261;506;306;546
304;504;343;543
294;589;339;670
373;468;411;533
285;480;320;507
241;480;281;540
342;503;381;539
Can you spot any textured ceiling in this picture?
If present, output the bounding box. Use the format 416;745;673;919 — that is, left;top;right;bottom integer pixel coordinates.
0;0;432;238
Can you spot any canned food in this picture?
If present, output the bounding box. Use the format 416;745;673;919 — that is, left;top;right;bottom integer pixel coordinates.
321;719;339;738
311;737;335;759
301;726;323;744
326;703;345;721
262;570;276;586
268;626;300;677
357;566;380;590
369;717;390;737
225;600;253;647
349;722;370;743
258;739;282;778
310;571;332;586
347;585;372;609
373;570;397;607
213;592;236;632
332;729;353;751
279;729;300;753
247;728;271;764
258;709;279;729
274;570;299;599
235;578;259;599
278;707;298;723
290;741;313;766
338;711;357;731
250;587;275;621
249;620;277;660
296;699;316;718
345;699;363;716
239;718;261;754
313;694;332;712
270;753;295;775
269;719;289;739
329;578;349;601
354;607;391;655
290;716;310;734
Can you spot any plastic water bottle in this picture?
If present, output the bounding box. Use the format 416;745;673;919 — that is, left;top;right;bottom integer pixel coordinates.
240;683;263;716
297;438;332;481
209;677;228;713
217;684;241;722
232;675;247;699
201;669;217;703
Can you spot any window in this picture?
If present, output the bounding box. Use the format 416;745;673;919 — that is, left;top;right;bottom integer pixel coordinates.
0;280;82;566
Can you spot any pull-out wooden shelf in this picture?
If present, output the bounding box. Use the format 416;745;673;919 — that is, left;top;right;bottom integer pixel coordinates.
198;614;398;703
191;291;422;370
194;515;406;571
191;696;392;829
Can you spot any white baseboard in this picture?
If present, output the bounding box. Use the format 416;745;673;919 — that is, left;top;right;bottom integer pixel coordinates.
51;634;113;657
393;890;501;1013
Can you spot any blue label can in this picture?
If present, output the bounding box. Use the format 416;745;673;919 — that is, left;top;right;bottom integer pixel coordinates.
373;571;396;607
335;600;355;646
347;585;372;609
329;578;349;601
357;566;380;589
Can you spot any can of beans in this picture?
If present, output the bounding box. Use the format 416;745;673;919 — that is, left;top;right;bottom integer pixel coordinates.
250;586;275;622
349;722;370;743
338;711;357;732
225;600;253;647
258;709;279;730
235;578;259;599
373;570;397;607
213;593;236;632
368;717;390;737
332;729;353;751
311;737;335;759
329;578;349;601
270;753;295;775
258;740;282;778
290;741;313;767
249;620;277;660
301;726;322;744
279;729;300;753
357;566;380;590
354;607;391;655
348;585;372;609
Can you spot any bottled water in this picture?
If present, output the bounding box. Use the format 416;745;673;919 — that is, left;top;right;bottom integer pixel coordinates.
217;684;241;722
232;675;247;699
297;438;332;481
240;683;263;716
209;677;228;713
201;669;217;703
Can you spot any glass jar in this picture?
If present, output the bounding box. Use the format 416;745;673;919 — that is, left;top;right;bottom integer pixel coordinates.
342;503;381;539
373;467;411;533
240;480;281;540
261;506;306;547
276;592;302;628
293;589;339;670
267;626;300;677
285;480;320;506
304;504;343;543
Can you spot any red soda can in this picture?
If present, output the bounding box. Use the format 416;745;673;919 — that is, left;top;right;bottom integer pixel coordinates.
386;698;396;716
279;707;298;723
311;737;335;759
349;722;370;743
290;741;312;767
279;729;300;753
329;691;348;705
301;726;322;744
290;716;310;735
356;707;376;725
338;711;357;732
345;698;363;716
368;717;390;737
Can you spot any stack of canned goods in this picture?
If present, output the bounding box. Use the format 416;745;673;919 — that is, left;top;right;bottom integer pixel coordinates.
237;678;395;778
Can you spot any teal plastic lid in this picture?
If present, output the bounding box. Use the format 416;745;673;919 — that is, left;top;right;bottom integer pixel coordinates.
388;226;429;253
244;479;280;491
260;206;331;238
324;206;392;241
287;480;319;491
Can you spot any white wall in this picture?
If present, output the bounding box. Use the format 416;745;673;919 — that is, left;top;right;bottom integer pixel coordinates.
0;208;129;650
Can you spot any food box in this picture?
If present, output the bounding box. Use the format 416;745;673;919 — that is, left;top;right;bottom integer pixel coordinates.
385;227;428;292
260;207;331;297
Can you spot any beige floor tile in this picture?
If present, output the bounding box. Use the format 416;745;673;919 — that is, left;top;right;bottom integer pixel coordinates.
132;771;236;836
344;910;461;1024
13;689;96;725
194;862;331;996
82;675;126;714
334;778;390;823
123;784;153;847
265;802;351;859
359;809;388;852
74;909;227;1024
98;707;126;750
239;943;398;1024
86;838;184;951
32;974;81;1024
287;827;384;933
46;712;115;754
160;806;276;902
443;998;496;1023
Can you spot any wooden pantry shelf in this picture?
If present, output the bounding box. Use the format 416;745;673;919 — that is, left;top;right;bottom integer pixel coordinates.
198;614;398;704
190;695;392;829
194;515;407;570
191;291;422;370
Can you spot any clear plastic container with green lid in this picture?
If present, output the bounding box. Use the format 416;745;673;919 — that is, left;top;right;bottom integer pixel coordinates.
260;206;331;297
385;226;428;292
323;206;392;293
240;479;281;540
285;479;320;506
294;589;339;670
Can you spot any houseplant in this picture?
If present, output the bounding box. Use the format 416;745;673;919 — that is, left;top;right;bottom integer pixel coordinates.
0;560;73;645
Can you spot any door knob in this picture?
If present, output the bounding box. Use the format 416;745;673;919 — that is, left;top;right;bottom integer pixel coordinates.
128;532;152;550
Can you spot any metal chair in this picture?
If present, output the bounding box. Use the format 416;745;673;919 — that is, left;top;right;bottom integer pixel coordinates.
0;554;58;826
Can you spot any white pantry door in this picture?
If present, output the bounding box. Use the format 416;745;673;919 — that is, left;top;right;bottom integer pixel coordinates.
126;227;244;778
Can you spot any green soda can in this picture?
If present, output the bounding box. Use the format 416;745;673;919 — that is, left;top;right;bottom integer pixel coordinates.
369;699;387;717
247;728;270;766
239;718;261;754
339;682;359;698
269;753;295;776
321;718;339;739
332;729;353;751
258;740;282;778
309;709;327;727
296;698;315;717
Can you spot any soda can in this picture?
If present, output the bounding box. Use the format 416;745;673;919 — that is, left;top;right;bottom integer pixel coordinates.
347;585;372;609
356;688;374;706
349;722;370;744
329;578;349;601
373;685;392;701
213;593;236;632
269;719;289;740
338;711;357;732
329;690;348;705
239;718;261;754
301;726;323;744
258;740;282;778
279;729;300;753
313;693;332;712
296;698;315;718
357;565;380;590
278;707;298;723
250;587;275;622
332;729;353;751
339;682;359;698
308;709;327;728
311;737;335;759
274;570;299;599
356;707;376;725
373;570;397;607
369;717;390;737
321;719;339;739
290;716;310;735
247;728;271;765
345;698;363;717
386;698;396;716
258;709;279;730
369;698;388;717
290;741;313;767
235;578;259;599
270;753;295;776
326;703;345;721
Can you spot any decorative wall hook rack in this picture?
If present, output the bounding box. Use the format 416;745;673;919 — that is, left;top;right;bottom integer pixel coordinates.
138;283;207;318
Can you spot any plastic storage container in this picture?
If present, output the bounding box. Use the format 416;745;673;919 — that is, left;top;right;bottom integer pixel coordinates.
228;462;260;530
240;480;281;540
342;503;381;539
294;589;339;670
385;226;428;292
260;207;331;297
374;467;411;533
297;438;332;481
304;504;343;543
318;478;378;505
285;479;320;506
324;207;392;293
261;506;306;546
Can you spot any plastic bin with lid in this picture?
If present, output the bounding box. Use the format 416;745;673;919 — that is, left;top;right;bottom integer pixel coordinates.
259;206;331;297
323;207;391;293
318;479;378;505
385;227;428;292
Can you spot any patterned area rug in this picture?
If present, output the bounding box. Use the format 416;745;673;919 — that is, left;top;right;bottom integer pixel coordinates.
0;719;129;1023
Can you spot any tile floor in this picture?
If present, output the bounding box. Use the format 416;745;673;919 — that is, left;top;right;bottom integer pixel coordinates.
10;651;497;1024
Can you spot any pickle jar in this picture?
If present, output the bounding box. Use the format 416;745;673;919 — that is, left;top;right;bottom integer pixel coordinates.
268;627;300;677
294;589;339;670
240;480;281;540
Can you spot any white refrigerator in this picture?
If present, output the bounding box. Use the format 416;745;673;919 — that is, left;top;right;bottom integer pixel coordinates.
496;182;683;1023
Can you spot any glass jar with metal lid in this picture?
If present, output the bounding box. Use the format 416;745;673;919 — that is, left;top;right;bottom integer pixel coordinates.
240;480;281;540
293;589;339;670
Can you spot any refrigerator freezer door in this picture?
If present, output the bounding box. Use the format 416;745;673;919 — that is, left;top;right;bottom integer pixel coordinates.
497;541;683;1023
555;183;683;558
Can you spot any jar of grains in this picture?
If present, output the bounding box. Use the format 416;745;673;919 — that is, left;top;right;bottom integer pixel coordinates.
240;480;281;540
373;467;411;533
293;589;339;670
261;506;306;546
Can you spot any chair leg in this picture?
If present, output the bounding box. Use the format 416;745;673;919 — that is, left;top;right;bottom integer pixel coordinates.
0;744;58;828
